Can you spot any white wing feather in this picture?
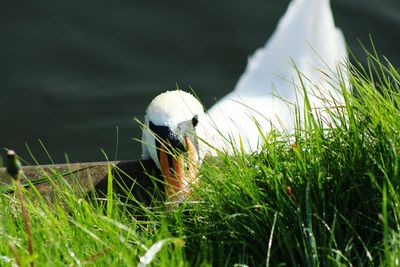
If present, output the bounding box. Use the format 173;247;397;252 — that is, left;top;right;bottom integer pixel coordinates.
198;0;347;154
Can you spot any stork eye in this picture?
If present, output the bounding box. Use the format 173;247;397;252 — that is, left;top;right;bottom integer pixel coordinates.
192;115;199;127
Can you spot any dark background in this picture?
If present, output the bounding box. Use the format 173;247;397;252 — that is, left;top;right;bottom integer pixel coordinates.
1;0;399;164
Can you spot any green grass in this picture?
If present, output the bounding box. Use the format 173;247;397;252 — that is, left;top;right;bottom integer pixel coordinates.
1;50;400;266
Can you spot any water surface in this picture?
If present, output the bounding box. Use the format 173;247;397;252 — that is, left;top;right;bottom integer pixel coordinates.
1;0;399;164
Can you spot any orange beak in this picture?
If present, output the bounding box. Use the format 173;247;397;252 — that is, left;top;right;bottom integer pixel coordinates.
159;136;199;202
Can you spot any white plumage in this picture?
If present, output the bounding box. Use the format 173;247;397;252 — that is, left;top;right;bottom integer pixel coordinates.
141;0;348;200
198;0;347;154
142;90;205;167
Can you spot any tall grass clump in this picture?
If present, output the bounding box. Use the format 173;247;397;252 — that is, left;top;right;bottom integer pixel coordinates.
0;49;399;266
167;52;400;266
0;158;188;266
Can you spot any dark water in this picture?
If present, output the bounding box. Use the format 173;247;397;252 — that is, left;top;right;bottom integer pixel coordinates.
1;0;399;164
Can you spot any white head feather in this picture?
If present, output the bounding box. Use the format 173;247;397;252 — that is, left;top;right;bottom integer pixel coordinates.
141;90;205;167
